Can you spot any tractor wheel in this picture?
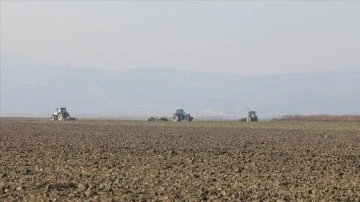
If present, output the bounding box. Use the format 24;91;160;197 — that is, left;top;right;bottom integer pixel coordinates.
58;114;63;121
172;115;179;122
50;115;55;121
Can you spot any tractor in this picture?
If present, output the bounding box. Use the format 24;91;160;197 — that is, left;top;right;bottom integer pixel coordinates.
172;109;193;122
246;111;258;121
239;111;258;122
50;107;71;121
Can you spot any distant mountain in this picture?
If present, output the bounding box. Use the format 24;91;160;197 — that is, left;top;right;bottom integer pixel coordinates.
1;51;359;119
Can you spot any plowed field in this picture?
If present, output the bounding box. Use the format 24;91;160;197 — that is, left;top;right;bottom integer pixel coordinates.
1;120;360;201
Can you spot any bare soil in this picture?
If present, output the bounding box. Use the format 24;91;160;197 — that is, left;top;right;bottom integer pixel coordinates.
1;120;360;201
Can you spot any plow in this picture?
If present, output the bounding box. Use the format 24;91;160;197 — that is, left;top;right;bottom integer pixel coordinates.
147;117;169;121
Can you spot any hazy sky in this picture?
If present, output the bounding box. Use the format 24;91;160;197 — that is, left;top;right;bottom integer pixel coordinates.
1;1;359;75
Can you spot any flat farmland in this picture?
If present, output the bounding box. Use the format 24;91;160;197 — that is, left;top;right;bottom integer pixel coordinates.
1;120;360;201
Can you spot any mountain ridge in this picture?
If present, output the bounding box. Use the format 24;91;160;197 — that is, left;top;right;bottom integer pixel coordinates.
1;51;359;118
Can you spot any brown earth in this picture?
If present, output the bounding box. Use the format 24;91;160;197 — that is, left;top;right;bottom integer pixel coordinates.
1;120;360;201
273;115;360;122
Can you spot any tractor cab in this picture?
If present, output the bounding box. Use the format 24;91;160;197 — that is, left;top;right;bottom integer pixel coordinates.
56;108;67;113
175;109;185;116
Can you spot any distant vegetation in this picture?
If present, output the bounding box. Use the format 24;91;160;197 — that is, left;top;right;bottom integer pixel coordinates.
272;114;360;122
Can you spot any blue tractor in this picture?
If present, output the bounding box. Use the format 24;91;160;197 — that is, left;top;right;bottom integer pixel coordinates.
50;107;71;121
246;111;258;122
239;111;258;122
172;109;193;122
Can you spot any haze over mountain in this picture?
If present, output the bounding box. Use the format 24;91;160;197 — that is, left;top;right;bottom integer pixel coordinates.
1;51;359;119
